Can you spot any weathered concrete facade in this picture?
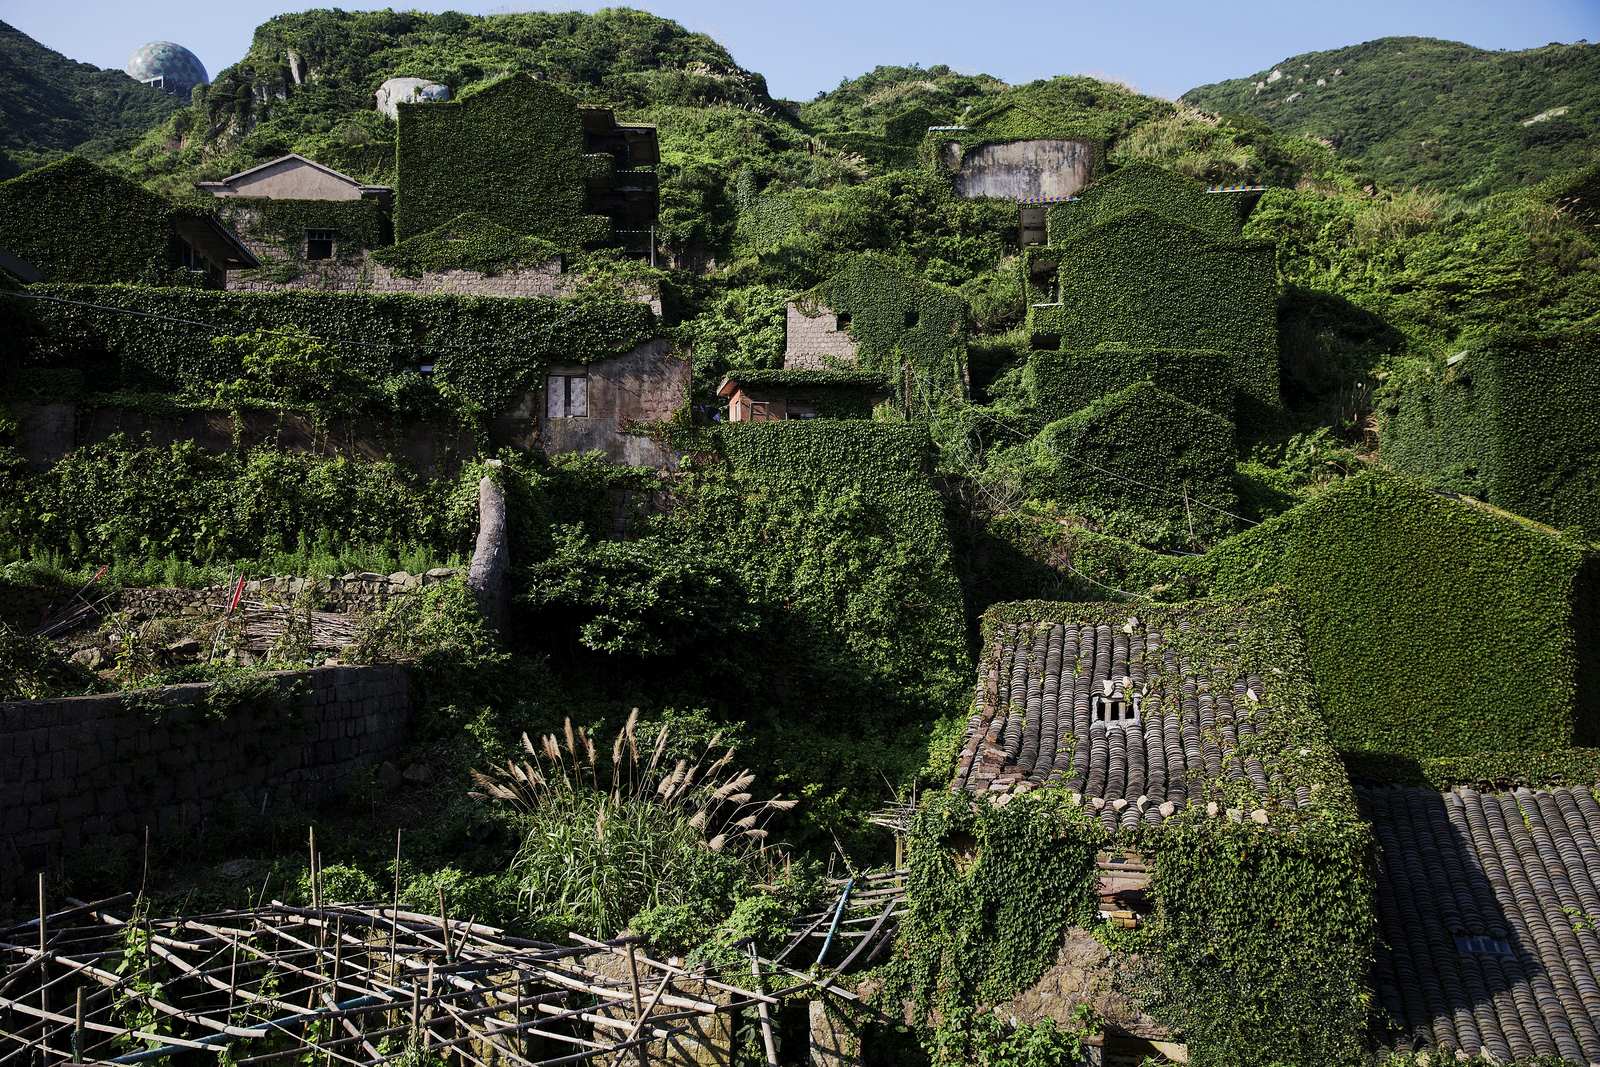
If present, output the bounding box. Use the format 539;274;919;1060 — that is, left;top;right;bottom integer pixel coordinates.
493;338;688;467
11;402;477;474
941;139;1096;201
784;302;860;369
197;154;390;202
0;666;410;882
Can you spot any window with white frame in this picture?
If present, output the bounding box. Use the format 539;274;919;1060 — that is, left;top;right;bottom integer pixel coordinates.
1091;693;1141;728
546;373;588;418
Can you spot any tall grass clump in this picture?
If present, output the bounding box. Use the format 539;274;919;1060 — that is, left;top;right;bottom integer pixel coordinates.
471;711;793;937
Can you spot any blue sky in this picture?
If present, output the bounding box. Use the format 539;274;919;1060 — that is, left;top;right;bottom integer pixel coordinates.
3;0;1594;101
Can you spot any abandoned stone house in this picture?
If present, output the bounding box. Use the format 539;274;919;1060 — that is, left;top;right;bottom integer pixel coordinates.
0;156;258;287
948;600;1341;1064
716;369;888;422
927;99;1097;207
491;337;689;467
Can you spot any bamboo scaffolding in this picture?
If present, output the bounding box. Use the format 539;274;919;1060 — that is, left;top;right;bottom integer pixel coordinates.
0;901;770;1065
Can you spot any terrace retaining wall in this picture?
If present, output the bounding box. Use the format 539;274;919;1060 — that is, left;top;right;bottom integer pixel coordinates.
0;665;410;886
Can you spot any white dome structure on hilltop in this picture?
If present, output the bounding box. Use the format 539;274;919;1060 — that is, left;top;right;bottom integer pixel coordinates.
125;41;209;98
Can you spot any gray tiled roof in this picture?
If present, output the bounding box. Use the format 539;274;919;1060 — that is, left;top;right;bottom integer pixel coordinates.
1361;784;1600;1064
952;615;1300;831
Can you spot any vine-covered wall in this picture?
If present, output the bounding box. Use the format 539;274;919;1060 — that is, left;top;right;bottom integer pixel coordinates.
1028;209;1280;422
807;253;968;413
394;73;611;245
1024;345;1235;423
216;196;389;258
1380;329;1600;538
370;212;562;277
1044;162;1245;245
24;282;656;415
1020;382;1240;546
0;157;195;284
1050;470;1599;759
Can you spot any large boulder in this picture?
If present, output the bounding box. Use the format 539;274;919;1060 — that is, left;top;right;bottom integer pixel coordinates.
375;78;450;120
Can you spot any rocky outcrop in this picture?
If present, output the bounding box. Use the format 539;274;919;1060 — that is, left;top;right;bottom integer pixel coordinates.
375;77;449;120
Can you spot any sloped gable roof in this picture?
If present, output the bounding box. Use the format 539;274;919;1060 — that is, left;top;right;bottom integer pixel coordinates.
1362;783;1600;1063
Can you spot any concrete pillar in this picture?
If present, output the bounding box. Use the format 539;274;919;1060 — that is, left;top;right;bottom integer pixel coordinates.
809;999;862;1067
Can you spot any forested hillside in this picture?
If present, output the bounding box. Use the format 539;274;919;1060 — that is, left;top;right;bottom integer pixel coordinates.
0;19;179;178
1183;36;1600;198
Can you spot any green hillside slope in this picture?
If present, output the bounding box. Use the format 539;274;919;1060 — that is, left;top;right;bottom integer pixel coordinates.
0;19;179;178
1182;36;1600;198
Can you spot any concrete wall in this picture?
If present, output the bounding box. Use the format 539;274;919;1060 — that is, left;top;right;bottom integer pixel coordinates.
207;159;366;201
0;666;410;882
494;337;688;468
941;139;1096;201
784;302;859;370
12;402;477;475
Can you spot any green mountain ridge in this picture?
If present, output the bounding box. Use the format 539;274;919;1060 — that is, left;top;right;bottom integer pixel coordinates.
1182;35;1600;198
0;19;180;179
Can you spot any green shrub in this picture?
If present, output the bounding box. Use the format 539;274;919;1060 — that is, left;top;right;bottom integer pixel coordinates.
0;623;98;700
1;436;482;565
1379;329;1600;538
520;524;758;657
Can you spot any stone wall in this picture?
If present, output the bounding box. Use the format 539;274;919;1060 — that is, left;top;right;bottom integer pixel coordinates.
227;246;575;299
12;402;476;474
115;569;459;620
0;665;411;884
784;302;860;370
941;139;1096;201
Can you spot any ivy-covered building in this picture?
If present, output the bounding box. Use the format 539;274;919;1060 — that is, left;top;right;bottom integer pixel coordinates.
394;73;658;249
1379;329;1600;538
905;595;1374;1065
785;254;969;414
717;369;888;422
1022;164;1278;422
0;156;257;287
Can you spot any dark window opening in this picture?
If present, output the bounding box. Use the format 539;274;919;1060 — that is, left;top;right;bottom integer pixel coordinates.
903;309;920;329
306;229;336;261
788;402;818;421
1454;934;1513;957
173;237;206;273
834;312;852;331
1032;332;1062;352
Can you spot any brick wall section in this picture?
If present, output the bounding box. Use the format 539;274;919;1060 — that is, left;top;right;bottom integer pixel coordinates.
0;665;410;879
784;302;859;370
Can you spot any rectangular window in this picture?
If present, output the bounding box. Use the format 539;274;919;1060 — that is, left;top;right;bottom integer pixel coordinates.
749;401;774;422
1091;693;1140;728
788;402;818;420
546;374;589;418
305;229;336;260
903;309;920;329
834;312;852;331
